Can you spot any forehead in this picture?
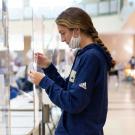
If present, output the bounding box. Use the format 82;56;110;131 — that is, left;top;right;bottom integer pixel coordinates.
57;25;69;32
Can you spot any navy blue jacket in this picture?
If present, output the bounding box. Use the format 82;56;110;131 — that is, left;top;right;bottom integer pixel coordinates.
39;43;112;135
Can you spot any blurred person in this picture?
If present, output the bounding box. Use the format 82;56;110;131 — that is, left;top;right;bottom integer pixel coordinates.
28;7;115;135
10;85;19;99
16;65;33;92
129;56;135;69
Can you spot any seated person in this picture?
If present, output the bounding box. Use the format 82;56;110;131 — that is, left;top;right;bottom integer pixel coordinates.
10;85;19;99
15;65;33;92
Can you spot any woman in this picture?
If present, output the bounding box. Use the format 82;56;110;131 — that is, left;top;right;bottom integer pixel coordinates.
29;7;115;135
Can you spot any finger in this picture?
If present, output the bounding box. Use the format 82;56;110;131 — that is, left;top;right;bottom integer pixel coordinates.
35;52;43;56
35;52;41;55
28;72;32;78
29;70;34;73
28;70;35;78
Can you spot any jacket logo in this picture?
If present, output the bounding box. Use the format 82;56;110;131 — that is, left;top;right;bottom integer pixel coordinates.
69;70;76;83
79;82;87;90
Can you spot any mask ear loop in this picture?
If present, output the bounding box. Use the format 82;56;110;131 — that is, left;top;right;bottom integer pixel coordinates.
75;29;81;48
73;28;80;39
72;30;75;38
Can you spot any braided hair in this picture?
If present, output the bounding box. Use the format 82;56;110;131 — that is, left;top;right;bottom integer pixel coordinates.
90;28;116;68
56;7;115;68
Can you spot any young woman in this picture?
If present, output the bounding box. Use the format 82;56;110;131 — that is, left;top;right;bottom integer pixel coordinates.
29;7;115;135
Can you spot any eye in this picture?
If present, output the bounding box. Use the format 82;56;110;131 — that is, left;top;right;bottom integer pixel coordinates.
61;32;65;35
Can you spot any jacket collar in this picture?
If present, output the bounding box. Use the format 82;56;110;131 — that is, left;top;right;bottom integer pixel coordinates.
76;43;97;56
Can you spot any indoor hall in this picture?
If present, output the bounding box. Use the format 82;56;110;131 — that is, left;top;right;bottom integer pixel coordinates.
0;0;135;135
105;75;135;135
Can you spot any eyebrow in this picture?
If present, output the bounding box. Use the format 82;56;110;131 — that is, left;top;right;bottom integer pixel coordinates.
59;30;64;33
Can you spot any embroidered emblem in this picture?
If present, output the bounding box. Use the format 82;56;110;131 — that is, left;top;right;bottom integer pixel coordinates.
69;70;76;83
79;82;87;90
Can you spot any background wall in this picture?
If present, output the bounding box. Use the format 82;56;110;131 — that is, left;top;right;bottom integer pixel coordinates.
8;14;135;64
9;14;123;35
100;33;134;64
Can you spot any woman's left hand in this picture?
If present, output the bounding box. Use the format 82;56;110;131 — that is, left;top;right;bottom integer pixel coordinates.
28;70;45;85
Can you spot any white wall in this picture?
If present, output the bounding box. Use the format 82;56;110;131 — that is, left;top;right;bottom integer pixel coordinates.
93;14;124;33
9;14;124;36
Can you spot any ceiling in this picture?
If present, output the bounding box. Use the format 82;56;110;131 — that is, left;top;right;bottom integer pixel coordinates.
0;0;123;21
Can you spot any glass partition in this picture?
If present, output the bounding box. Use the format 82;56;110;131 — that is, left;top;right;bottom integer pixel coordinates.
31;8;44;128
0;0;11;134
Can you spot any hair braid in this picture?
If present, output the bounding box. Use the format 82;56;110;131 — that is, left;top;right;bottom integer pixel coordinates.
91;31;116;68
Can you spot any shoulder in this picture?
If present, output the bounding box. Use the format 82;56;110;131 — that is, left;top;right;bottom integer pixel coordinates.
80;47;102;60
78;50;99;67
78;46;106;67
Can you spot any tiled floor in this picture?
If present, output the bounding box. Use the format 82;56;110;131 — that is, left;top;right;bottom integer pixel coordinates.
104;77;135;135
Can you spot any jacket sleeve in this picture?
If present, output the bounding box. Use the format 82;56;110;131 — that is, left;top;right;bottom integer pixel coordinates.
42;63;68;89
39;54;99;114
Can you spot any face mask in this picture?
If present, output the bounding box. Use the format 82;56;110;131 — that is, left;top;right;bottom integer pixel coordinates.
69;33;81;49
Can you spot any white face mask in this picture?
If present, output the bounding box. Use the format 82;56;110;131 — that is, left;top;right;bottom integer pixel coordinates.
69;33;81;49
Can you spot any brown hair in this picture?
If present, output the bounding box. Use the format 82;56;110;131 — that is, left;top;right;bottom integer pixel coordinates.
56;7;115;68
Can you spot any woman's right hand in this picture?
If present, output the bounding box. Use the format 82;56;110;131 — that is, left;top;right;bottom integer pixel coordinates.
35;52;51;68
